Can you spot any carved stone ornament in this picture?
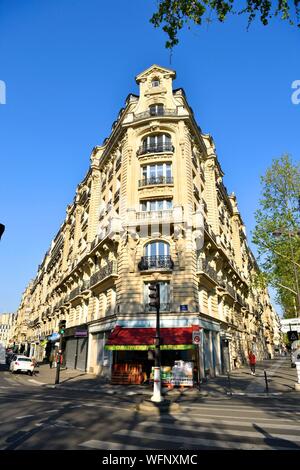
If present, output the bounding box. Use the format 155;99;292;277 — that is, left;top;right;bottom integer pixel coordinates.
175;235;185;270
127;232;139;273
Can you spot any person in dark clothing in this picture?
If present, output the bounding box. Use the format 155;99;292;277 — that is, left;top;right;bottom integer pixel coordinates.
49;351;54;368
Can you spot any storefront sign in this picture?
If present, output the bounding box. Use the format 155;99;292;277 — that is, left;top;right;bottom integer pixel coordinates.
105;344;195;351
180;305;189;312
75;329;88;338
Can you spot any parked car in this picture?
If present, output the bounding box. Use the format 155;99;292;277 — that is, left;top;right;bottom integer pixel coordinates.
9;355;35;375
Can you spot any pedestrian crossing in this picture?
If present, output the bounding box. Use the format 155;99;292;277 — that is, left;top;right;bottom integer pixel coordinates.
79;400;300;450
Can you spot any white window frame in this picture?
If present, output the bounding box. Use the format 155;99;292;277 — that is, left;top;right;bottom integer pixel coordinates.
140;199;173;211
141;163;172;179
145;241;170;257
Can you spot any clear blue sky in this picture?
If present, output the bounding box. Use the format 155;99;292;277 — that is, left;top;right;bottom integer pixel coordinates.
0;0;299;312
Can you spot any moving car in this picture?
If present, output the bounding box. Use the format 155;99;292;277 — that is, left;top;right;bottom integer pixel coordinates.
9;355;35;375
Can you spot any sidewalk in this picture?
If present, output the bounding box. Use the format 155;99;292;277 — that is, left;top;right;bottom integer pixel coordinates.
27;356;298;399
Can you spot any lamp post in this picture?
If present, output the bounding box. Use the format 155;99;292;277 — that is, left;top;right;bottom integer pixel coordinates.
148;282;163;403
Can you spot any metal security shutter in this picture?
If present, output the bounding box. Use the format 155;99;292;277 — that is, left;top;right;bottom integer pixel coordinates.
76;337;88;371
65;338;77;369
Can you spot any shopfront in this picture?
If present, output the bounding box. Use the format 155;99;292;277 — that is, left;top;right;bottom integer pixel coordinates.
87;320;115;377
105;325;200;386
63;324;88;371
198;318;221;378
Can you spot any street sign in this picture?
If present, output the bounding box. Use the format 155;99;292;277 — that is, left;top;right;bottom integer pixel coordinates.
192;331;201;344
288;331;299;342
180;305;188;312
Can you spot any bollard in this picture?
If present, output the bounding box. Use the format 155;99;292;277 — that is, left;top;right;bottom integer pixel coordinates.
227;370;232;396
264;369;269;394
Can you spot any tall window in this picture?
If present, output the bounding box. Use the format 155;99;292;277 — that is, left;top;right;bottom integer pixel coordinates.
141;134;172;153
140;199;173;212
144;240;170;257
141;163;172;182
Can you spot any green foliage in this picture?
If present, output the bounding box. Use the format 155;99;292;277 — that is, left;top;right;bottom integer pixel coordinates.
253;154;300;318
150;1;300;48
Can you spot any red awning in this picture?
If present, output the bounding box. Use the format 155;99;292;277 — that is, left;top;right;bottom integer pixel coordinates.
105;325;200;350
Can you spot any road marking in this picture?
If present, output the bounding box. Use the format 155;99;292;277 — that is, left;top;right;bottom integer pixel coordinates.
115;429;298;450
82;403;133;412
180;404;300;414
172;411;298;424
28;379;46;385
45;410;59;413
15;415;35;420
79;439;154;450
140;418;300;432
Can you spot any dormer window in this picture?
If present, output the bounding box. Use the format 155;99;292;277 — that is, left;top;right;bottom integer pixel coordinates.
149;104;164;116
151;78;160;87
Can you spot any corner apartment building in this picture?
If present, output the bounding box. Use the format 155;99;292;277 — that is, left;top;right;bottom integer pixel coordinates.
14;65;280;381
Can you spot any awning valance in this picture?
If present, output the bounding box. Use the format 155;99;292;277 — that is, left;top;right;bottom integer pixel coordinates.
105;325;200;351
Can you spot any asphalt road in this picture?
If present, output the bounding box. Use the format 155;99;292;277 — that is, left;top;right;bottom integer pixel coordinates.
0;364;299;450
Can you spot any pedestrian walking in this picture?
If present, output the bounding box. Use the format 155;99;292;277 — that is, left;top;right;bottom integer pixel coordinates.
49;350;54;368
248;351;256;375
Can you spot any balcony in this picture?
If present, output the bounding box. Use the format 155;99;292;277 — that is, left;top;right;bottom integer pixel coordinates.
115;158;122;172
136;210;173;221
90;261;118;288
137;143;174;156
225;283;236;300
139;176;174;187
133;108;178;122
197;259;219;284
70;286;80;301
138;255;174;271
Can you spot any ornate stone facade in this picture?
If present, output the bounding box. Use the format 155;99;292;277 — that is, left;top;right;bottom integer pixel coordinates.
13;65;281;377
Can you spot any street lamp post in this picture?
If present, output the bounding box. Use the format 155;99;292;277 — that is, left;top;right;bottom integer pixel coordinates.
148;282;163;403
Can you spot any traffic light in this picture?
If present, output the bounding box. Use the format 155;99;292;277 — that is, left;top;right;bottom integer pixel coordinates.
58;320;66;335
148;283;160;308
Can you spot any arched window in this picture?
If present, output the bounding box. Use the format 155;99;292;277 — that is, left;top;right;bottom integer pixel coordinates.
141;133;172;154
145;240;170;257
138;240;173;270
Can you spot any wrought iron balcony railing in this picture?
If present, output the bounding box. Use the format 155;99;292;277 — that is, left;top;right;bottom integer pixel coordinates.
133;108;178;121
69;286;80;300
137;143;174;156
138;255;174;271
138;176;174;187
90;261;118;287
197;259;219;283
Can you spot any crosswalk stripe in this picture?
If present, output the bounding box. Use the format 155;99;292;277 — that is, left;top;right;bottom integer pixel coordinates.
139;419;300;435
79;439;154;450
115;429;298;450
179;404;299;414
169;412;298;424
